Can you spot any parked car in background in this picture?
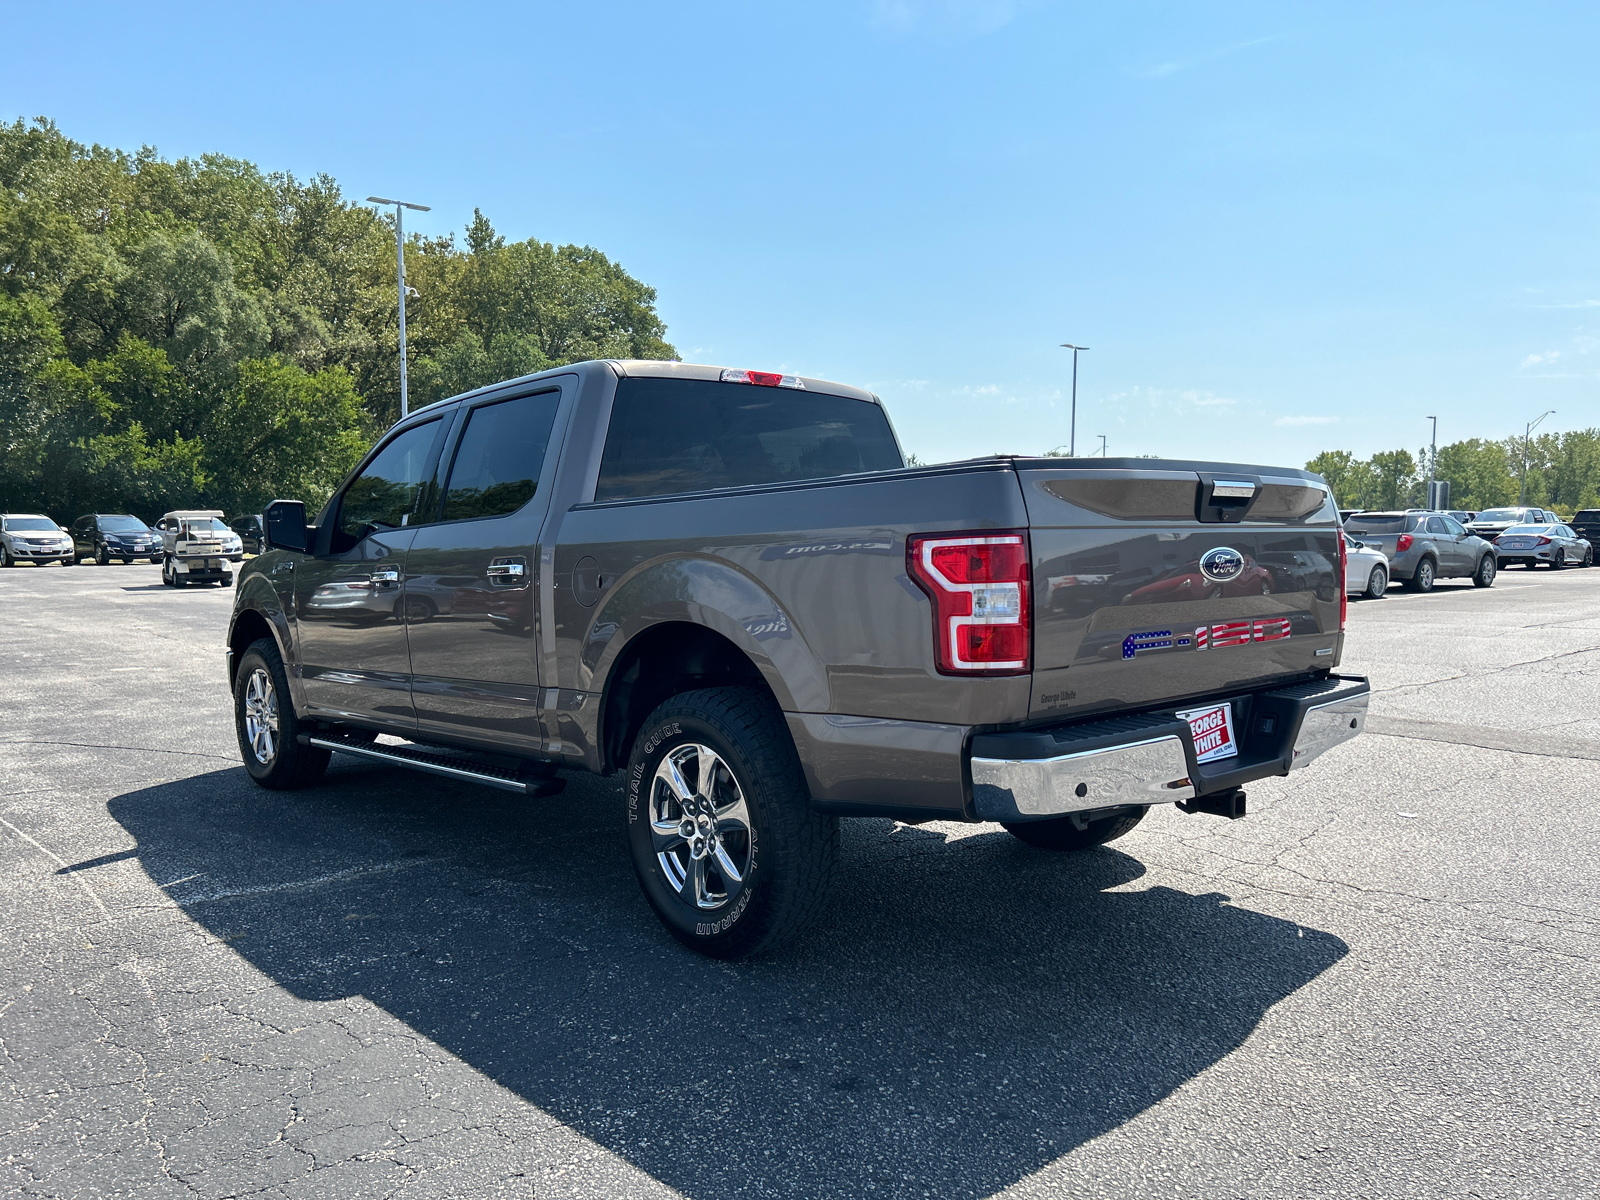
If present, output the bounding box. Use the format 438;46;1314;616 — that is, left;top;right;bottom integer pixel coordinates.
1342;510;1497;591
230;514;264;555
70;513;162;564
1570;509;1600;554
1467;506;1553;540
1343;535;1389;598
1443;509;1477;524
1;514;74;567
1493;523;1594;570
156;511;237;587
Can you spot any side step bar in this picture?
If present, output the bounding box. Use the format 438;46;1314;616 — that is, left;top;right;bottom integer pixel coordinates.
303;734;566;797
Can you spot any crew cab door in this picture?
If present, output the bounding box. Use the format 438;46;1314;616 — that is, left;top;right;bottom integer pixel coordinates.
293;416;448;731
402;385;568;755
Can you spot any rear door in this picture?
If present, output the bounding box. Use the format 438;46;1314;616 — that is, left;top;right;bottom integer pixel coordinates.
402;383;569;754
1020;464;1341;721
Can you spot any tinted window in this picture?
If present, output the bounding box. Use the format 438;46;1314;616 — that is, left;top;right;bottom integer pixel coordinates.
99;515;148;532
338;420;441;543
440;391;562;522
596;378;903;501
1344;515;1408;534
1426;517;1449;534
1442;517;1467;536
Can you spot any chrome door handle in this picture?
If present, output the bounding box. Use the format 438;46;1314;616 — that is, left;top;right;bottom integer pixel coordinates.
371;568;401;585
487;557;528;586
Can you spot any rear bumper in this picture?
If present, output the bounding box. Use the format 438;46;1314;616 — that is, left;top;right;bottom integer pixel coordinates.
969;675;1370;823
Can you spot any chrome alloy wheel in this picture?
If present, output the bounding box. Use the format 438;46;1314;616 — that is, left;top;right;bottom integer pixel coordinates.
243;668;279;765
649;743;753;911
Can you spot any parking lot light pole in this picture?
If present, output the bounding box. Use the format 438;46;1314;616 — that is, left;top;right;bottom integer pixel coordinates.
1520;409;1555;504
1098;434;1108;457
1426;415;1437;508
1060;344;1089;457
367;196;431;419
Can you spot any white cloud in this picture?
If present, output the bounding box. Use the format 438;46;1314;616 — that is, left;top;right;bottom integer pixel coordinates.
1273;415;1338;427
1521;350;1561;367
1135;35;1287;79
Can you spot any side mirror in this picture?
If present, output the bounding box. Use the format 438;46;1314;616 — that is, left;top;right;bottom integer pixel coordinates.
263;499;309;553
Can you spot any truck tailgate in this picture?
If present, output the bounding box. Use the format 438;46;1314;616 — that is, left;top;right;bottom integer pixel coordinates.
1019;462;1343;722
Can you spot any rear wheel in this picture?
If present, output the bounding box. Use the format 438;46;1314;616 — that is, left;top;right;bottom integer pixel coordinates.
1364;564;1389;599
626;687;839;959
1407;557;1437;592
1551;550;1566;570
1473;555;1496;588
1003;806;1148;851
234;638;329;789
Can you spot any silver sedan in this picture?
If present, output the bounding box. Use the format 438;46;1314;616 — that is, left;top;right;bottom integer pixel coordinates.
1493;523;1594;570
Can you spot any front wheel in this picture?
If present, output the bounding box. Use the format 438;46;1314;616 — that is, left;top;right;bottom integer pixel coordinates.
96;544;110;566
626;687;839;959
1407;557;1436;592
1364;564;1389;599
1003;806;1148;851
234;638;329;788
1551;550;1566;571
1473;555;1496;588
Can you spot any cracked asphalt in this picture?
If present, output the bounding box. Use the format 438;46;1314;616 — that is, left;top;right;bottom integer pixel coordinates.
3;559;1598;1199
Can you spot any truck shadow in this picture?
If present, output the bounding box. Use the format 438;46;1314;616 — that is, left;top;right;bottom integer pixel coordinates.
106;763;1346;1199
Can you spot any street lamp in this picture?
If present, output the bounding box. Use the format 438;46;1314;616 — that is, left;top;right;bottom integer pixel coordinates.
1059;343;1089;457
1097;434;1108;458
1426;415;1437;509
368;196;431;419
1520;409;1555;504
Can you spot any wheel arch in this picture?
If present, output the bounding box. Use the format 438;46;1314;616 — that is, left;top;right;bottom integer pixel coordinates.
227;591;293;694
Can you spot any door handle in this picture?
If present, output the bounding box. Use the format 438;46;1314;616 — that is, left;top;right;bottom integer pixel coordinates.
487;557;528;587
371;568;401;586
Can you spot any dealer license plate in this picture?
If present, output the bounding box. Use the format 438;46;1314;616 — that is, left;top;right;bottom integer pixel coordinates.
1176;701;1238;764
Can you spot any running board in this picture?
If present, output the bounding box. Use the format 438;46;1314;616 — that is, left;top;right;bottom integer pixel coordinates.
303;734;566;797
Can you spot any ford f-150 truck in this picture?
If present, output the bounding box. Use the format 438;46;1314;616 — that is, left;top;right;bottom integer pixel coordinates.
225;359;1369;958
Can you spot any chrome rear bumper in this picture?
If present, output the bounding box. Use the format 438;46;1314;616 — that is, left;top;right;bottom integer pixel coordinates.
970;675;1369;823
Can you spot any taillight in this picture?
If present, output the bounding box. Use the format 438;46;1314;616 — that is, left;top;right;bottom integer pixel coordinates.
720;368;805;389
1533;536;1552;546
907;531;1031;675
1396;533;1414;553
1337;528;1348;632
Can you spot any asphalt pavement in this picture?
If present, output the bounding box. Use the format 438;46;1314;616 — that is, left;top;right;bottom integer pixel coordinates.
2;559;1597;1199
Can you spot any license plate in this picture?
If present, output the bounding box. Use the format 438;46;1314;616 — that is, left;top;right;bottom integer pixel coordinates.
1176;702;1238;763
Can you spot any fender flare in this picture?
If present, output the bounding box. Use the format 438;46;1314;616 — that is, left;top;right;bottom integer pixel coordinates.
580;556;830;714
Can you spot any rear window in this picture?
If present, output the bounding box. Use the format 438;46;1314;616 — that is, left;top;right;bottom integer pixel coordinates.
596;378;903;501
1476;509;1527;522
1344;515;1411;534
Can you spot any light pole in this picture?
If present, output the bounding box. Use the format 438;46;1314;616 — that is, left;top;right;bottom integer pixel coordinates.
1426;415;1437;508
1060;344;1089;457
1520;409;1555;504
1098;434;1108;458
368;196;431;419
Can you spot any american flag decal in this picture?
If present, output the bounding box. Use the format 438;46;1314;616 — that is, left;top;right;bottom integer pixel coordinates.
1123;630;1175;659
1194;625;1209;651
1210;620;1254;648
1253;617;1292;642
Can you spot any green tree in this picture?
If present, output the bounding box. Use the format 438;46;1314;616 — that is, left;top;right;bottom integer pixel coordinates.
1305;450;1375;508
1365;449;1416;510
1433;439;1515;511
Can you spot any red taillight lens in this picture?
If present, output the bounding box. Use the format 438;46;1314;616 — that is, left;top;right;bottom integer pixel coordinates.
1533;536;1552;546
1396;533;1414;553
1338;528;1348;632
720;368;805;389
907;531;1031;675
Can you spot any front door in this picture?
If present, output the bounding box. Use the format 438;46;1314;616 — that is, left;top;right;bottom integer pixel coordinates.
1428;515;1467;575
294;416;446;730
403;387;566;755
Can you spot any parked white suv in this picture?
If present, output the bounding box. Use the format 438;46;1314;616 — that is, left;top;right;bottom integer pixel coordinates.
1;514;75;567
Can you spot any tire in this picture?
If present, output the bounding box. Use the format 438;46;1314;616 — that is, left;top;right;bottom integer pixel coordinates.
1003;805;1148;851
1407;557;1437;592
1472;555;1496;588
96;544;110;566
1551;550;1566;571
0;547;12;568
161;556;178;587
625;687;839;960
234;638;329;789
398;595;436;623
1364;564;1389;599
219;574;234;588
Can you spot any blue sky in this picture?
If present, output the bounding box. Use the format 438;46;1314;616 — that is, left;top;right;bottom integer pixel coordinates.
5;1;1597;465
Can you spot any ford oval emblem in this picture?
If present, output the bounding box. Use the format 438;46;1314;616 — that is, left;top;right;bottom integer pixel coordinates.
1200;547;1245;584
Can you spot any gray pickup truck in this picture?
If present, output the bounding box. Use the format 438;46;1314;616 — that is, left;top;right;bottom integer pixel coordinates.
225;359;1369;957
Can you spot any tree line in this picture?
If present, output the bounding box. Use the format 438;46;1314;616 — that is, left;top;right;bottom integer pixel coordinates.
0;117;675;523
1308;432;1600;516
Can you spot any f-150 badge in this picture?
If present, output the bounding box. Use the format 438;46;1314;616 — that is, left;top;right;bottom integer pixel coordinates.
1124;617;1292;659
